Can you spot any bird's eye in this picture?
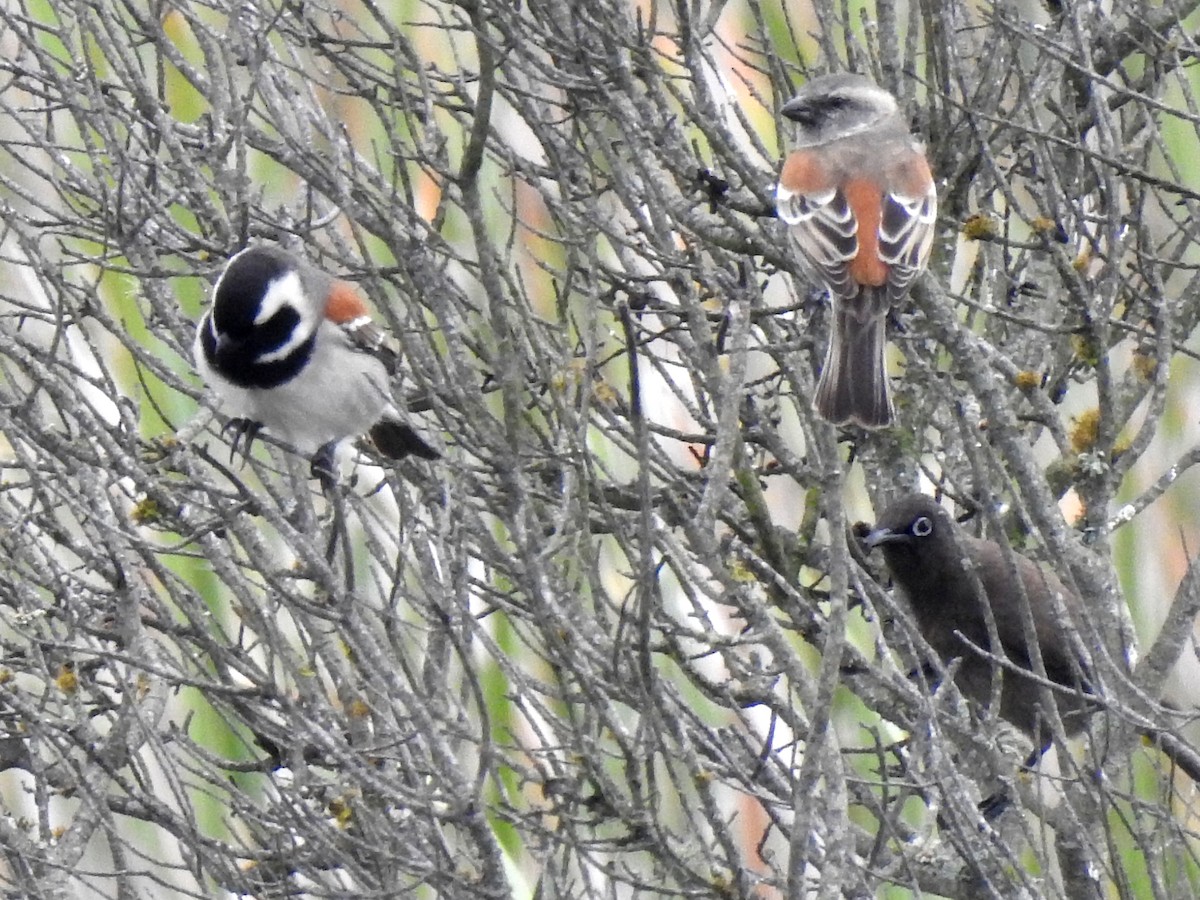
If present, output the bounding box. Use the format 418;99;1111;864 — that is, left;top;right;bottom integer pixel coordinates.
814;94;850;112
911;516;933;537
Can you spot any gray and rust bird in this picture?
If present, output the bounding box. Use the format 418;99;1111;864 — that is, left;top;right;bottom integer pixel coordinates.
776;74;936;427
194;245;439;481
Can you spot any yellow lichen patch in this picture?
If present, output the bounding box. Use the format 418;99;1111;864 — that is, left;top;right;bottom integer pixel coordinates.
130;495;161;525
55;663;79;695
1070;334;1101;367
1069;408;1101;454
962;213;999;241
328;797;353;829
1013;370;1042;391
1131;352;1158;382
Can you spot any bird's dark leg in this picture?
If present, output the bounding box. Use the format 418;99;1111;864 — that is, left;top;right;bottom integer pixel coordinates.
909;662;943;690
978;741;1051;820
222;418;263;465
978;790;1011;820
309;441;351;570
309;441;339;495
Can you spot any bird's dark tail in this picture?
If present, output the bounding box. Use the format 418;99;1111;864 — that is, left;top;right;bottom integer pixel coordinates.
369;419;440;460
814;305;892;428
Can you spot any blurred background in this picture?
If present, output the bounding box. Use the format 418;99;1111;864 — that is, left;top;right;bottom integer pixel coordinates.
0;0;1199;896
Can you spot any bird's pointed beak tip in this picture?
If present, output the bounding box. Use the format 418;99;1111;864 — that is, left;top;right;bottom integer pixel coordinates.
863;527;904;550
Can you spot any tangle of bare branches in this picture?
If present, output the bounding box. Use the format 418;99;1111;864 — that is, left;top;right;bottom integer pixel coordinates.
1;0;1199;896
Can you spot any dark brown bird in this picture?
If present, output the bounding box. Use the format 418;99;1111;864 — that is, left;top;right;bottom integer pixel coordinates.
864;492;1200;801
864;493;1091;742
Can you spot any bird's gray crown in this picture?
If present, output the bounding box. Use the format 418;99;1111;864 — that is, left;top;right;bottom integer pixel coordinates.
781;73;903;147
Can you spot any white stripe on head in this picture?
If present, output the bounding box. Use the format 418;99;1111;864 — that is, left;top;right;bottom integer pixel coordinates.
254;270;322;363
254;270;307;324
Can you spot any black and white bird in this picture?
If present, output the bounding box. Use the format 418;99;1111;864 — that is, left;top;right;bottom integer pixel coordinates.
194;245;439;481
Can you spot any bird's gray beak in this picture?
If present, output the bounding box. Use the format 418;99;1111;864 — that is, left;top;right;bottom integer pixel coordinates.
780;97;809;123
863;527;908;550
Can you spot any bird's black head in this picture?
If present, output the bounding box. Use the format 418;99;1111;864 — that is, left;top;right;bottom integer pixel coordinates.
864;493;959;588
211;246;301;341
201;245;320;389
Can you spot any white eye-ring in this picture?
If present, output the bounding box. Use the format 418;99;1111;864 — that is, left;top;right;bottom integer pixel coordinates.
911;516;933;537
